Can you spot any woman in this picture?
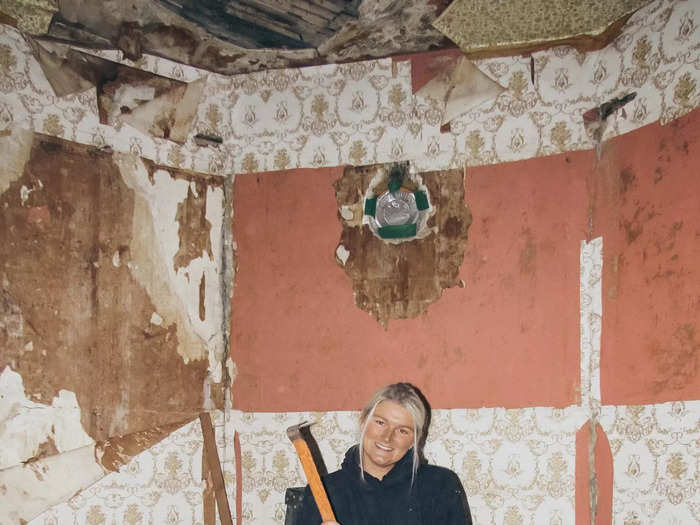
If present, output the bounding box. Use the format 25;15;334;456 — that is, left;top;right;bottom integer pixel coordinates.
298;383;472;524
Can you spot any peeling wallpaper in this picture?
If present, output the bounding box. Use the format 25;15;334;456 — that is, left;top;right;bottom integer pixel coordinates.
0;0;697;177
28;415;238;525
580;237;603;411
1;1;699;524
0;130;226;444
233;407;589;524
115;155;225;372
0;366;93;470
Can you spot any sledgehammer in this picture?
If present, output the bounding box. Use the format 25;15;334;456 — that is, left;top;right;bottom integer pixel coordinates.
287;421;336;522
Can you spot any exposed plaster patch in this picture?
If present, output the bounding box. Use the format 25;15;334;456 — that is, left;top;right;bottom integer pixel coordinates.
334;164;471;325
339;205;355;221
0;444;107;524
19;185;32;204
115;153;224;369
335;244;350;265
0;127;33;197
0;367;93;470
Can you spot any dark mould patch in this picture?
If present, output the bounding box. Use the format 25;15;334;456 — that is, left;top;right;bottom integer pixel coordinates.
143;23;200;59
443;216;464;238
141;158;224;187
622;218;643;244
117;21;143;61
199;273;206;321
654;167;663;184
333;164;471;326
174;181;213;271
519;228;536;276
196;45;246;71
650;324;699;395
620;202;657;245
0;133;210;441
619;167;636;196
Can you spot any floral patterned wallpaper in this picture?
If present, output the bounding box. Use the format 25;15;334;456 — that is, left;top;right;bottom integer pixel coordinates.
0;0;697;178
600;401;700;524
233;407;589;525
29;414;238;525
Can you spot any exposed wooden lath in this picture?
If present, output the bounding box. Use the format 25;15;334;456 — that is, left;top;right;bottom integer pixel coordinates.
157;0;360;49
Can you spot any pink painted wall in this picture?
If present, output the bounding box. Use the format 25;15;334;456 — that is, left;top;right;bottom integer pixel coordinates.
596;110;700;405
231;110;700;412
231;153;588;411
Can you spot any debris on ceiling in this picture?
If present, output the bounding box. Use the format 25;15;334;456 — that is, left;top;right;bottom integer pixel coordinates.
434;0;654;58
0;0;652;76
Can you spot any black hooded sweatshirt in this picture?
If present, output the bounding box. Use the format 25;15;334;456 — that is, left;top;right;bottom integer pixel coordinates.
298;446;472;525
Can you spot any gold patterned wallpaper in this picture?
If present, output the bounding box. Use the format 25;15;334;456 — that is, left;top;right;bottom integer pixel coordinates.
232;407;589;524
0;0;697;178
601;401;700;524
30;414;238;525
0;0;57;34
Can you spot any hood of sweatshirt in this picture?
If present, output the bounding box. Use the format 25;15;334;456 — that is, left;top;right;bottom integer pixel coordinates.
340;445;416;490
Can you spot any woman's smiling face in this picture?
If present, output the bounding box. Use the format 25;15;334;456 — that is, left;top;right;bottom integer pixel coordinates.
361;400;415;479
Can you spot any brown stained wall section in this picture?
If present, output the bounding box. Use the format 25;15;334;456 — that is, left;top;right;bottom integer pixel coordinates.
174;181;213;272
0;134;208;441
96;419;191;472
334;166;471;325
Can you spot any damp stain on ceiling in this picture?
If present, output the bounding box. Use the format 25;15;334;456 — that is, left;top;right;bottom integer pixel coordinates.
1;0;652;75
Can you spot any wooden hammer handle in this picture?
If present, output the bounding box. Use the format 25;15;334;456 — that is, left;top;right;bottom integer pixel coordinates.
292;438;336;521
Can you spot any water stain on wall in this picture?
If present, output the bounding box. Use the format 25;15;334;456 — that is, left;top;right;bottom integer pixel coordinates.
333;164;471;326
0;133;210;441
598;111;700;404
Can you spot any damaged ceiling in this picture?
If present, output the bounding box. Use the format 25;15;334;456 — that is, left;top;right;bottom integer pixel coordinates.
1;0;653;75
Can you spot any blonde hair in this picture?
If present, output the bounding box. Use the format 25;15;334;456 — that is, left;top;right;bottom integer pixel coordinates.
358;382;428;485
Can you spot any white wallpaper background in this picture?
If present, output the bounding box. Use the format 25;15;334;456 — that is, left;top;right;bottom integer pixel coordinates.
600;401;700;524
0;0;697;523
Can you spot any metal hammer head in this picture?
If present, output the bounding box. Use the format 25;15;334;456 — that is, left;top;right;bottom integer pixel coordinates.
286;420;314;441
